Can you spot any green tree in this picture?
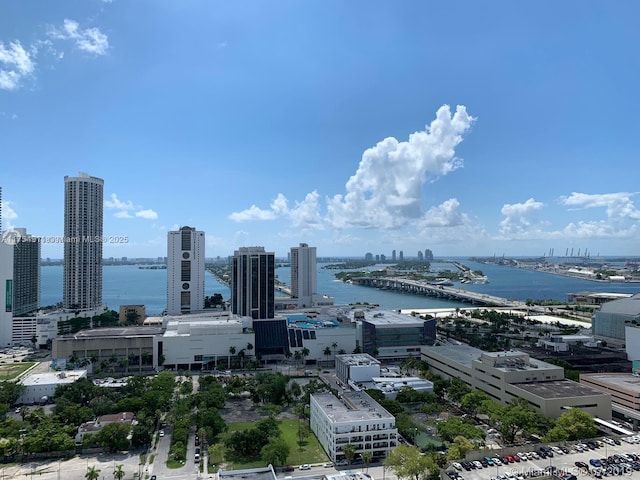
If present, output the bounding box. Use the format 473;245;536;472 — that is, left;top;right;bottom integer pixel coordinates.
385;444;437;480
447;378;472;403
437;417;485;442
543;408;596;441
228;346;236;369
261;436;290;466
85;466;101;480
323;346;332;364
460;390;489;417
344;443;356;466
362;451;373;473
113;464;125;480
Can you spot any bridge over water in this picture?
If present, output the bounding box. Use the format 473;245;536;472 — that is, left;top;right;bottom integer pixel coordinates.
350;276;533;309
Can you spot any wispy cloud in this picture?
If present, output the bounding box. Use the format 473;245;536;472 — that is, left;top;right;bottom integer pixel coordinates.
49;19;109;56
559;192;640;221
135;209;158;220
0;41;36;90
105;193;158;220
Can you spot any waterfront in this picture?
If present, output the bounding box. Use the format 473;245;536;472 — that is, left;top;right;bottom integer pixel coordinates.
39;259;640;315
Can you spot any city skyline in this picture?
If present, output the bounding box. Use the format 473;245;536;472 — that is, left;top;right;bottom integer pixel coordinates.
2;2;640;258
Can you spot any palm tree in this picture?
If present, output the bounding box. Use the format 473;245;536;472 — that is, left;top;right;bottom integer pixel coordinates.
85;466;101;480
294;350;302;371
237;349;246;369
246;342;254;358
343;444;356;466
323;346;331;365
228;346;236;370
362;451;372;473
113;464;125;480
301;347;310;366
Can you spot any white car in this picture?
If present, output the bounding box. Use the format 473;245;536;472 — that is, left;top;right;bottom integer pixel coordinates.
453;463;462;471
159;430;165;437
517;453;528;461
299;465;311;471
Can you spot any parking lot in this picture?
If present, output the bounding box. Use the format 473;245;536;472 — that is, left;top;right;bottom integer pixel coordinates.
448;437;640;480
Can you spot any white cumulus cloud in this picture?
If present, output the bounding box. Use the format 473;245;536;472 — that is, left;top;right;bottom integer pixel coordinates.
326;104;474;229
230;104;475;235
50;19;109;56
1;200;19;230
420;198;468;228
499;198;545;236
105;193;157;220
0;41;35;90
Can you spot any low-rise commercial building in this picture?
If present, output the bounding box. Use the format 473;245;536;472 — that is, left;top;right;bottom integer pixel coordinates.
421;345;611;419
335;353;381;385
17;370;87;405
310;391;398;463
157;312;254;370
356;310;435;361
592;293;640;341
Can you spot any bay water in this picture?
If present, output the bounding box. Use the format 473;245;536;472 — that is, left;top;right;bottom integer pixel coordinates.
39;259;640;315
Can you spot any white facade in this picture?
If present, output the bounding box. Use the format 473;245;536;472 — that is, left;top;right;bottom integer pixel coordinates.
335;353;381;385
167;226;205;315
290;243;317;308
17;370;87;405
0;230;41;346
0;242;13;346
155;312;254;370
63;173;104;311
310;391;397;463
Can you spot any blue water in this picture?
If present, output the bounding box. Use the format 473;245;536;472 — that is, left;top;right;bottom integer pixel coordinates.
40;259;640;315
40;265;230;315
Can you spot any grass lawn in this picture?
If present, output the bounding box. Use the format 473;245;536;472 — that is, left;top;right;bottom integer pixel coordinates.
0;362;36;380
219;418;328;469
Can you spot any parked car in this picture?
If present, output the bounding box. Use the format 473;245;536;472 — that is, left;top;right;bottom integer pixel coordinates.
299;465;311;471
590;459;602;468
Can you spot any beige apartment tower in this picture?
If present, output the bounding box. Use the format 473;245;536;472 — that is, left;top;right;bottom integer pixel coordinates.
63;173;104;311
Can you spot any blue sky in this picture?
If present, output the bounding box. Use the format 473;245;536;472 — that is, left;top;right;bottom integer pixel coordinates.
1;1;640;260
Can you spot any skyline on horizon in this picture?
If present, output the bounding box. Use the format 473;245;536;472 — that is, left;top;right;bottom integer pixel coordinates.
2;2;640;259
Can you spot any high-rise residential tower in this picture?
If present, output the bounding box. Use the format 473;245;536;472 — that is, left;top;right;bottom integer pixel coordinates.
167;226;205;315
290;243;317;308
63;173;104;311
0;228;41;345
231;246;275;319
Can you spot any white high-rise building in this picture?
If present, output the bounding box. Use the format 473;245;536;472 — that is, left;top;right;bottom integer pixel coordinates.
63;173;104;311
290;243;316;308
0;228;40;346
167;226;205;315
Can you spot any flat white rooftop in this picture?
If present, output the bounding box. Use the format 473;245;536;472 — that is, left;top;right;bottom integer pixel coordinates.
313;392;394;423
361;309;425;326
21;370;87;386
336;353;380;366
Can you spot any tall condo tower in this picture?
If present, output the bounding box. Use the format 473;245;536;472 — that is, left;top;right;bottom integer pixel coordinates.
231;246;275;319
0;228;41;345
167;226;205;315
290;243;316;308
63;173;104;311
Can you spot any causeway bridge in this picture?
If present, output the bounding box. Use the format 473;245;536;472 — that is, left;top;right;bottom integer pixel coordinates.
350;276;533;309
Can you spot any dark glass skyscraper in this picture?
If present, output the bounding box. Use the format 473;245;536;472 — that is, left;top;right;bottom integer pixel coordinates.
231;246;275;319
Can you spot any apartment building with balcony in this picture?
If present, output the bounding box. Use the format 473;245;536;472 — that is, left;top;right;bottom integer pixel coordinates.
310;391;397;463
